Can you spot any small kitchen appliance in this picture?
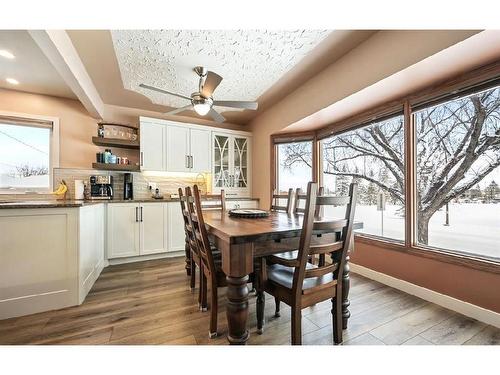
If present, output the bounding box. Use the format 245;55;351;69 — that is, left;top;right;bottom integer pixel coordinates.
89;175;114;200
123;173;133;200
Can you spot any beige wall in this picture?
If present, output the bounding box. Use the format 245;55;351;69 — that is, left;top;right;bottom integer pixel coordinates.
0;88;103;169
249;30;479;208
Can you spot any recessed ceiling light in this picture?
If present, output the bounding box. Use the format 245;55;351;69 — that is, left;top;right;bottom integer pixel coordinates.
0;50;15;59
6;78;19;85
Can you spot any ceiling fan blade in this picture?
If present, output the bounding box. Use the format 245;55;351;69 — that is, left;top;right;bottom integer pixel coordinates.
208;108;226;123
139;83;191;101
213;100;258;110
166;105;193;116
200;71;223;98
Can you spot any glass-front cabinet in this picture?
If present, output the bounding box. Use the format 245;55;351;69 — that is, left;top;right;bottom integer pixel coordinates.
212;132;251;197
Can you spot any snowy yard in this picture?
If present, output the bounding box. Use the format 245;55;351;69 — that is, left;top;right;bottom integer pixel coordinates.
323;203;499;260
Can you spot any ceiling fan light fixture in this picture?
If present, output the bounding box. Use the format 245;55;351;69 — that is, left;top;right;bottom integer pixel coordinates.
193;102;211;116
192;94;212;116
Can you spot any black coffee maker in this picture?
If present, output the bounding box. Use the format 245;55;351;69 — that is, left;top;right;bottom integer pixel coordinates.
123;173;133;200
89;175;113;200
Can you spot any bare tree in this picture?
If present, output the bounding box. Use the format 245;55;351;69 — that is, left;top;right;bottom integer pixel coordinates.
10;164;49;178
281;87;500;244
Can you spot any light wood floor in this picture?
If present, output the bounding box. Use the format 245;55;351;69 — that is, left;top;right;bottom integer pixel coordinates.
1;258;499;345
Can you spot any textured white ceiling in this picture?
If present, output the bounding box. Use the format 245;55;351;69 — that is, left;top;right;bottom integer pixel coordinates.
111;30;331;109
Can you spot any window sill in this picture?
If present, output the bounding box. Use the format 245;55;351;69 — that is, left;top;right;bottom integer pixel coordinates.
354;233;500;275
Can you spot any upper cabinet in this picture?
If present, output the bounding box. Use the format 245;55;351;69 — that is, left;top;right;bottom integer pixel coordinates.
165;124;211;173
140;118;213;174
139;117;251;197
140;120;165;171
212;132;251;197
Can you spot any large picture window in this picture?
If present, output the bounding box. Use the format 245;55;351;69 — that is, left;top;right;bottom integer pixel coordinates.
275;140;313;193
414;85;500;261
0;115;58;193
319;114;405;241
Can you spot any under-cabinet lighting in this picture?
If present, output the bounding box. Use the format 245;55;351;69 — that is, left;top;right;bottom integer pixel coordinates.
0;50;15;59
6;77;19;85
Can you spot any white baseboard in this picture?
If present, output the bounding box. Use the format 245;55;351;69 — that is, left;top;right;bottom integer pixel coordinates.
350;263;500;329
107;251;184;266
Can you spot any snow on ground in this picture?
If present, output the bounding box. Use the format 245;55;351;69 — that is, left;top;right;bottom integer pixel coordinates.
323;203;499;260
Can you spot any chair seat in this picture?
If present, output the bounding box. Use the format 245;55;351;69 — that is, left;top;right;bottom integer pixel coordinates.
267;262;336;294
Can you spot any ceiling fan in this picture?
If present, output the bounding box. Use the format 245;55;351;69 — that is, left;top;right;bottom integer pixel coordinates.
139;66;258;123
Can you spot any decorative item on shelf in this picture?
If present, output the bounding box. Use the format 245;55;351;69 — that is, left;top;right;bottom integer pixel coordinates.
228;209;269;218
97;124;105;138
97;122;138;141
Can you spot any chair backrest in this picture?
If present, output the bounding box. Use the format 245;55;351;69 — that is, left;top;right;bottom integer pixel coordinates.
292;182;358;298
294;186;324;215
293;187;308;214
181;187;199;257
199;190;226;211
271;188;294;213
188;184;219;278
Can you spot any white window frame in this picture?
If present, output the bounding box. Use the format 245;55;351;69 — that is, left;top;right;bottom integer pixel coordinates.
0;111;60;194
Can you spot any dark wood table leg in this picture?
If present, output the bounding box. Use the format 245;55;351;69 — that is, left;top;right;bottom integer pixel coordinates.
342;255;351;329
226;275;250;345
184;236;191;276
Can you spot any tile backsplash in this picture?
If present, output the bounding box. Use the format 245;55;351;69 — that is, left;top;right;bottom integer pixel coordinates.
0;168;209;201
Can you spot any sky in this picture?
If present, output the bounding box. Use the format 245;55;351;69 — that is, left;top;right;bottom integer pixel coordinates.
0;124;50;175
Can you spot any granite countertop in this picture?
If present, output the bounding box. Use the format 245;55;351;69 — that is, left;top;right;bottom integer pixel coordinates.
0;197;259;209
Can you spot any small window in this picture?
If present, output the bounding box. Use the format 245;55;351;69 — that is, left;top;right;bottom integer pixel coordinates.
275;140;313;193
0;115;58;193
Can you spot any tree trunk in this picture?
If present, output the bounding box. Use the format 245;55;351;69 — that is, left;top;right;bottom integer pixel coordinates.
417;212;430;245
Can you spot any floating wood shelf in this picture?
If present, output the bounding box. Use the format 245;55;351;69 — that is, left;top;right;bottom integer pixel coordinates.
92;137;140;149
92;163;140;172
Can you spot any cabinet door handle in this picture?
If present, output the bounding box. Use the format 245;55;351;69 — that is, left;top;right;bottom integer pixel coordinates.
140;152;144;167
135;207;139;222
140;207;143;222
190;155;193;169
185;155;189;169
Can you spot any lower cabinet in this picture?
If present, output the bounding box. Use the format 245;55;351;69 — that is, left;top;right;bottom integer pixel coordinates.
107;200;258;261
107;202;167;259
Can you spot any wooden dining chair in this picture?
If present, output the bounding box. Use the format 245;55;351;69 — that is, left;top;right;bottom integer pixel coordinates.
199;190;226;211
189;184;229;338
271;188;294;213
256;181;358;345
180;187;207;310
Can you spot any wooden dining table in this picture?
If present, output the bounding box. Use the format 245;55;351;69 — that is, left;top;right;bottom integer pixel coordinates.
202;210;363;345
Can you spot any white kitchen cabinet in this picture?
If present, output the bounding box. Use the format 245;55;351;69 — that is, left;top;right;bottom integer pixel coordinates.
0;204;105;319
78;204;105;302
140;203;168;255
167;202;186;253
107;202;169;259
212;132;251;197
140;120;165;171
190;127;211;173
166;125;190;172
165;124;211;173
107;203;140;258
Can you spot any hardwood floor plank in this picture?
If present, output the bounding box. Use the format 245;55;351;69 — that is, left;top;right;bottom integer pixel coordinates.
370;303;454;345
464;325;500;345
344;332;385;345
420;315;487;345
1;258;498;346
402;335;434;345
